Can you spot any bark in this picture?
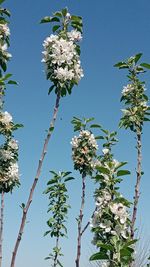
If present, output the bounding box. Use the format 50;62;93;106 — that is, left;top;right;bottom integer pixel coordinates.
54;236;59;267
75;173;86;267
10;93;61;267
131;131;142;239
0;192;4;267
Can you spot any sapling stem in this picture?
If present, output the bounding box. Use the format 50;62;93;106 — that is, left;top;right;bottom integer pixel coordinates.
10;92;60;267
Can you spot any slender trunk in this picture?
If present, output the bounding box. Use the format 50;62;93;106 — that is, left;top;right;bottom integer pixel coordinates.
0;191;4;267
54;236;59;267
130;131;142;239
10;93;61;267
75;173;86;267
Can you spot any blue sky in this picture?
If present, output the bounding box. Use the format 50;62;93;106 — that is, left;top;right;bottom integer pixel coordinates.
2;0;150;266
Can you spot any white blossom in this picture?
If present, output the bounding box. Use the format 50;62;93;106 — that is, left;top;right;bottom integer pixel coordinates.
110;203;128;224
42;32;83;85
122;84;134;95
1;111;13;125
0;149;13;161
7;162;19;181
0;23;10;37
8;139;18;150
67;29;82;41
54;66;74;82
102;148;109;155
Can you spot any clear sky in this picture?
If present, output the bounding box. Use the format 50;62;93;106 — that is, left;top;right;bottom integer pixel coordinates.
2;0;150;266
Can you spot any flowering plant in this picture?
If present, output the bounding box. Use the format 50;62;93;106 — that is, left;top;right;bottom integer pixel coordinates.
90;128;136;267
41;7;83;96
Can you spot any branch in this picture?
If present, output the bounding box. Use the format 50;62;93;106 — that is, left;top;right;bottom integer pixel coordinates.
131;131;142;239
10;92;61;267
81;207;96;237
0;191;4;267
75;173;86;267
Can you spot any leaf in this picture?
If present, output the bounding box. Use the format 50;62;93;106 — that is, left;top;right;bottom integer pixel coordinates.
64;177;75;182
90;124;101;128
95;135;104;140
134;53;143;63
43;230;50;236
40;16;60;24
62;7;68;17
96;166;110;175
52;25;60;33
115;161;127;170
40;16;51;23
140;63;150;69
3;73;12;80
114;62;128;69
7;80;18;85
0;8;11;17
0;0;6;5
97;242;113;251
48;85;55;95
90;252;109;261
49;126;54;132
117;170;130;177
53;11;62;18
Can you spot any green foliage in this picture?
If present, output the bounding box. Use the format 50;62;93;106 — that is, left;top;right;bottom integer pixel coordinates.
90;129;136;266
71;116;95;132
44;171;73;266
115;53;150;132
40;7;83;33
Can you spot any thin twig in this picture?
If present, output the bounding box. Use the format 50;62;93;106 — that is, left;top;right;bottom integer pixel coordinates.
10;93;61;267
0;191;4;267
81;208;96;237
75;173;86;267
131;131;142;239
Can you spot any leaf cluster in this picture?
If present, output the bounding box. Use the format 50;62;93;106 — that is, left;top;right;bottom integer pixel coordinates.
40;7;83;34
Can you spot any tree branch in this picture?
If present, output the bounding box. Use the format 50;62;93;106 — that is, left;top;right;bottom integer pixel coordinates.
10;93;61;267
75;173;86;267
131;131;142;239
0;191;4;267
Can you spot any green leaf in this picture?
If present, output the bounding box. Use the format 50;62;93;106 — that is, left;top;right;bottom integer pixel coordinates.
0;8;11;17
134;53;143;63
43;230;50;236
114;62;128;69
64;177;75;182
95;135;104;140
0;0;6;5
48;85;55;95
7;80;18;85
53;11;62;18
96;166;110;175
115;162;127;170
90;252;109;261
40;16;51;23
52;25;60;33
40;16;60;24
90;124;101;128
62;8;68;17
117;170;130;177
3;73;12;80
140;63;150;69
97;242;113;251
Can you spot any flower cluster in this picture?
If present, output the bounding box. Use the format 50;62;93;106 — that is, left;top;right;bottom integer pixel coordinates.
42;31;83;87
115;54;150;132
71;130;98;175
0;22;11;64
0;138;19;192
90;131;134;266
0;111;14;135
